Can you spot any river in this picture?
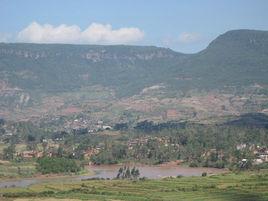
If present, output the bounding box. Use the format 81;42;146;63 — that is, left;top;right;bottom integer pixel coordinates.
0;164;227;188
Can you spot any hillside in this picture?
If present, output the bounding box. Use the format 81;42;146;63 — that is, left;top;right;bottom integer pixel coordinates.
0;43;184;97
1;29;268;96
225;113;268;128
0;29;268;121
180;29;268;89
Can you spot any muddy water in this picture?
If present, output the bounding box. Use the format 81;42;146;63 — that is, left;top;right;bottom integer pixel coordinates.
0;164;227;188
82;164;227;179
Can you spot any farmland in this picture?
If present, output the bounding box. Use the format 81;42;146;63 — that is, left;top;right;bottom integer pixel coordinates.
1;171;268;201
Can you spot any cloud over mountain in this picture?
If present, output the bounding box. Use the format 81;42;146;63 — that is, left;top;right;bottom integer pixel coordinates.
17;22;144;44
178;32;201;43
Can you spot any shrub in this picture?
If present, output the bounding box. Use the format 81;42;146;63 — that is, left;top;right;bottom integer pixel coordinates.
37;157;81;174
202;172;207;177
189;162;198;167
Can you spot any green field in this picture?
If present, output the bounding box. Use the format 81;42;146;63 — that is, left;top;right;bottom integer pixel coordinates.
0;161;37;179
1;171;268;201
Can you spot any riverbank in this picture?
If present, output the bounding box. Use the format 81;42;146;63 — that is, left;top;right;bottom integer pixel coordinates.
0;164;95;183
0;163;227;188
87;163;228;179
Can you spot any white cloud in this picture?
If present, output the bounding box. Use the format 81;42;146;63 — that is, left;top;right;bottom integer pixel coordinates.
178;32;201;44
17;22;144;44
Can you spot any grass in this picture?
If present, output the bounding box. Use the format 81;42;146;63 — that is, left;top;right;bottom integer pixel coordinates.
1;170;268;201
0;143;30;153
0;161;37;179
0;143;6;152
15;144;28;152
0;161;94;180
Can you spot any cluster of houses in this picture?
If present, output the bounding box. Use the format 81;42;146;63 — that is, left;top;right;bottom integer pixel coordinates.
63;118;112;134
127;136;178;150
83;147;100;160
253;146;268;164
236;143;268;164
201;148;225;160
202;144;268;165
14;139;268;165
16;144;102;160
17;150;44;159
16;149;99;160
15;141;59;159
50;119;113;142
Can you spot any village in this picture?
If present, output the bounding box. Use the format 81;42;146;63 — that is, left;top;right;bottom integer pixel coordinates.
2;129;268;167
0;115;268;169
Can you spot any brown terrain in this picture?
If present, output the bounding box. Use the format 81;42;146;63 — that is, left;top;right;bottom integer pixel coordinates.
0;82;268;123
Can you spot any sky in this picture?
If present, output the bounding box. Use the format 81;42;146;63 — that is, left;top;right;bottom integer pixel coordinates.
0;0;267;53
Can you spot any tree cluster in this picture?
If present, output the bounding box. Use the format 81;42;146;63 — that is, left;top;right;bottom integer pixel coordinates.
116;166;140;180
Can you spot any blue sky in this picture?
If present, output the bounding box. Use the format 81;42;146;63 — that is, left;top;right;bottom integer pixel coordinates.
0;0;267;53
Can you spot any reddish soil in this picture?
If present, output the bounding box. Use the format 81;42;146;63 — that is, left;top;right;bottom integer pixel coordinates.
60;106;82;115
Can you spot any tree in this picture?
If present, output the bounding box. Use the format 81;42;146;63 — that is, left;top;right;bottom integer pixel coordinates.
3;144;15;160
116;166;140;180
114;123;129;131
37;157;81;174
125;167;131;178
17;167;22;175
26;134;37;151
131;167;140;179
91;150;118;165
42;141;48;154
116;167;124;179
57;146;64;157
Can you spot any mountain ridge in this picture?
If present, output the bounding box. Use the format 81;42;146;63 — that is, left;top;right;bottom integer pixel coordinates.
1;29;268;121
2;29;267;53
0;29;268;97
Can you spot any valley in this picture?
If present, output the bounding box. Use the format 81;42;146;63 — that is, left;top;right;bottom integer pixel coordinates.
0;29;268;201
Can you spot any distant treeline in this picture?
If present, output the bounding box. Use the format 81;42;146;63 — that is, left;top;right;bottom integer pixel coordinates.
92;122;268;167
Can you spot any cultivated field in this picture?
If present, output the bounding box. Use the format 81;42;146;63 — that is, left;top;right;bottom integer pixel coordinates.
1;171;268;201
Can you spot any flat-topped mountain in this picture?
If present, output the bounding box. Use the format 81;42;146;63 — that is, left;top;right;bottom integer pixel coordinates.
1;29;268;122
1;29;268;97
0;43;184;96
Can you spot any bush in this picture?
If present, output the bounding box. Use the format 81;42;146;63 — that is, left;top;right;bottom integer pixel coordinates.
255;162;268;169
214;161;225;168
90;151;118;165
189;162;198;167
37;157;81;174
139;177;147;181
202;172;207;177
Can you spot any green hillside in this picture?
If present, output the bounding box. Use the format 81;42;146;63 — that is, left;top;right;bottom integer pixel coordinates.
225;113;268;128
0;43;183;97
1;29;268;98
180;29;268;89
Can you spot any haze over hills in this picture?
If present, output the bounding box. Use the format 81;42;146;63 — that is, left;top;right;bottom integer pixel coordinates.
1;29;268;122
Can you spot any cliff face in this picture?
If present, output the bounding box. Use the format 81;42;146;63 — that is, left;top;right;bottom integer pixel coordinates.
1;30;268;98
